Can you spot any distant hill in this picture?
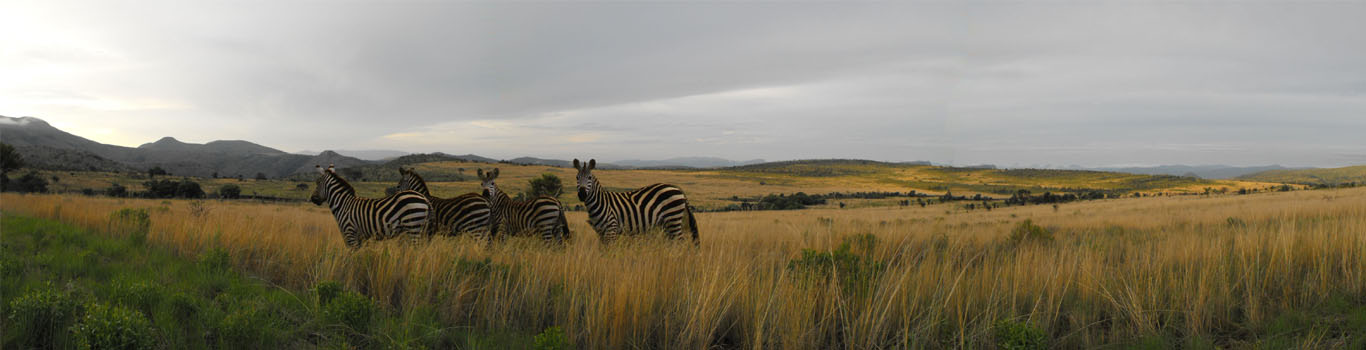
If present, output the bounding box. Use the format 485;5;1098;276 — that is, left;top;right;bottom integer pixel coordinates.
612;157;766;169
0;116;370;178
1098;165;1298;179
296;149;409;161
1238;165;1366;185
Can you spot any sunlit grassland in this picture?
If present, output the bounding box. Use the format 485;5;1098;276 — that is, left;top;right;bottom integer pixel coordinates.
1240;165;1366;186
28;160;1284;211
3;186;1363;348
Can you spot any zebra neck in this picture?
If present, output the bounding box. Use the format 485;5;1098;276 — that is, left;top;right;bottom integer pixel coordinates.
490;190;512;206
583;188;607;220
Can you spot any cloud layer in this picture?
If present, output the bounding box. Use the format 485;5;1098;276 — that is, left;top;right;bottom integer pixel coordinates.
2;1;1363;167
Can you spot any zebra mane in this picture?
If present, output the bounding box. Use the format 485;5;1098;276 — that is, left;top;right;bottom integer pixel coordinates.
325;168;357;196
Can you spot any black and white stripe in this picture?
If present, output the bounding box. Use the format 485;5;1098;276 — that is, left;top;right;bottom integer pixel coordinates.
477;168;570;244
398;167;494;240
572;159;698;244
310;165;430;248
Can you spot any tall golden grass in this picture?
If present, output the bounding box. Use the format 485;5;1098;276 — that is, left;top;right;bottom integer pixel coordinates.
2;187;1363;348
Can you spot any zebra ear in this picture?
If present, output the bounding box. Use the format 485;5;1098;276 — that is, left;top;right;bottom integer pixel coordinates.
492;168;500;179
588;159;596;170
477;168;484;180
573;159;580;170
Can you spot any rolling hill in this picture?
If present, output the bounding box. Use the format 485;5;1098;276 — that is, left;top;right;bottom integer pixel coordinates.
1238;165;1366;185
0;116;370;178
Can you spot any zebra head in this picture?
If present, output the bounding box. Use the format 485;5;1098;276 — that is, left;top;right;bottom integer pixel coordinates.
477;168;501;199
397;167;428;196
572;159;598;201
310;165;331;205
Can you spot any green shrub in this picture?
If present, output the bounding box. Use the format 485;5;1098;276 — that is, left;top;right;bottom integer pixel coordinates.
1007;219;1054;246
994;319;1047;350
166;292;200;325
314;281;344;307
533;326;570;350
323;291;377;335
70;303;156;350
198;248;231;274
108;208;150;246
109;280;163;317
8;285;80;348
787;235;884;296
215;305;277;349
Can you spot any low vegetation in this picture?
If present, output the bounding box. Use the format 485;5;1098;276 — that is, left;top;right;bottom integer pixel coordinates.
3;184;1364;348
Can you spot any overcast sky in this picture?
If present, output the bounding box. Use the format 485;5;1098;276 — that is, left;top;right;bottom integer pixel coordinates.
2;1;1363;167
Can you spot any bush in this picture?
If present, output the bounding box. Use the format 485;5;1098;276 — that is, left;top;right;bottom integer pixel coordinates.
110;280;163;317
527;173;564;199
70;303;156;350
7;285;80;348
1007;219;1054;246
314;281;344;306
109;208;150;246
9;171;49;193
787;235;884;295
219;184;241;199
106;183;128;197
322;291;377;335
994;319;1047;350
533;326;570;350
215;304;277;349
199;248;232;274
142;178;204;198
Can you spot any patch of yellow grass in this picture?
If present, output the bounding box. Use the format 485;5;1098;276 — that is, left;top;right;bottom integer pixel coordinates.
3;186;1362;348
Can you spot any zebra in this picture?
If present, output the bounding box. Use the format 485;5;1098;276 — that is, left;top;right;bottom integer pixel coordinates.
397;167;494;240
476;168;571;244
572;158;698;244
310;164;430;248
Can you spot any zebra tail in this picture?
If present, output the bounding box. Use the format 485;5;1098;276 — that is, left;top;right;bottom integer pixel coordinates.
686;205;699;245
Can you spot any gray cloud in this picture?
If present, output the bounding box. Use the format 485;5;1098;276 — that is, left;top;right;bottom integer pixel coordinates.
1;1;1363;167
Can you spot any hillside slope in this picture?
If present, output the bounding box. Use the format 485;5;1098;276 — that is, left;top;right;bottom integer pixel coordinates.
1239;165;1366;185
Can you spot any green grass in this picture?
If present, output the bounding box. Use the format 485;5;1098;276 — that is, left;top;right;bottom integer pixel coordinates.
0;212;541;349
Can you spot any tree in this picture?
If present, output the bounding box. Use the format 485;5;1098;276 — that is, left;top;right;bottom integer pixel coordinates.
219;184;242;199
0;142;23;174
148;166;168;178
8;171;48;193
527;173;563;198
176;180;205;198
107;183;128;197
255;172;268;181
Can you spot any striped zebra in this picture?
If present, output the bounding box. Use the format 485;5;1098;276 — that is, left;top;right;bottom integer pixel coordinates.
572;159;698;244
476;168;571;244
310;164;430;248
397;167;494;240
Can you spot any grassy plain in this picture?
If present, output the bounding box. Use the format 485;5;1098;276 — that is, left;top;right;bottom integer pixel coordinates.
29;160;1287;210
2;184;1363;348
1239;165;1366;186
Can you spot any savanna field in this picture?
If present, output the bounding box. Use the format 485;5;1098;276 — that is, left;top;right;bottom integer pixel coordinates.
2;173;1364;349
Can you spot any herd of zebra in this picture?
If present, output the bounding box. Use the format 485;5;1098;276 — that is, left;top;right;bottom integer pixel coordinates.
308;159;699;249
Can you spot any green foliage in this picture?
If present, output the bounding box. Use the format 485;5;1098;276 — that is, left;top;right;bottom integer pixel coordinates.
105;183;128;197
0;142;24;173
218;184;242;199
533;326;570;350
141;178;204;198
214;302;281;349
198;248;232;274
8;284;81;348
70;303;156;350
109;280;163;317
527;173;564;198
993;319;1047;350
1007;219;1054;246
8;171;50;193
108;208;150;246
322;290;377;335
314;281;345;307
787;235;884;295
